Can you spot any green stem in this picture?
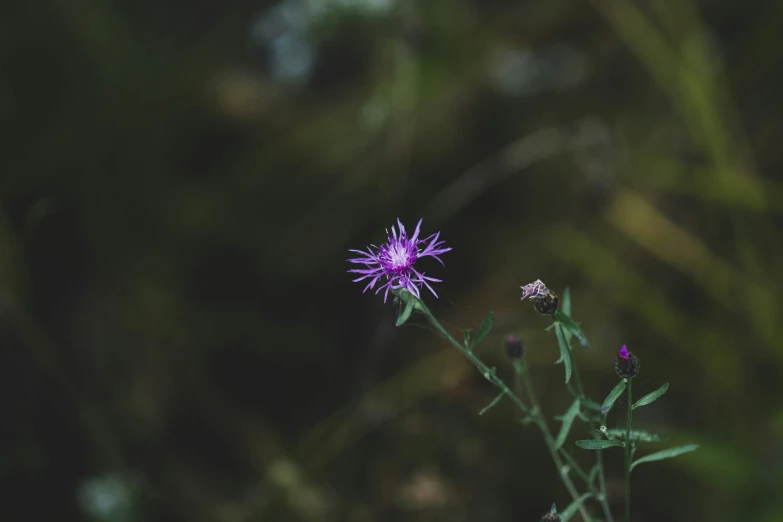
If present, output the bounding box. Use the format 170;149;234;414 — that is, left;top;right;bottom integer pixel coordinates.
414;298;592;522
516;360;593;522
571;361;615;522
625;378;633;522
415;299;530;413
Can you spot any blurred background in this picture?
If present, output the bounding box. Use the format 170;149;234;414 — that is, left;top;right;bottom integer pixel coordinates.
1;0;782;520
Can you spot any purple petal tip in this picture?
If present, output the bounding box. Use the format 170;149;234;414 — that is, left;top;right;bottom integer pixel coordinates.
618;345;629;359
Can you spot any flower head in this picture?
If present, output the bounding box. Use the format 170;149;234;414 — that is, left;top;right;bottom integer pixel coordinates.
521;279;559;315
521;279;551;301
347;218;451;302
615;344;639;379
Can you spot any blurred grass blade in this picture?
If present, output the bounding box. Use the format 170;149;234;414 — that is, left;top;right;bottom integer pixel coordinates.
554;324;573;383
633;382;670;410
559;493;592;522
553;399;581;450
631;444;699;471
576;439;625;450
470;312;494;349
601;380;627;415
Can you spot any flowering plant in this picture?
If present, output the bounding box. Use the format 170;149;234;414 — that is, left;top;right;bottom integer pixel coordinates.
348;219;698;521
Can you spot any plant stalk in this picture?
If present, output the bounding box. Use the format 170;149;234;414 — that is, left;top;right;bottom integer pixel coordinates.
625;378;633;522
414;298;592;522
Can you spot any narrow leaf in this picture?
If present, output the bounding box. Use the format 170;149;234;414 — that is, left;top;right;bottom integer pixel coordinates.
479;391;506;416
580;397;602;412
631;444;699;470
553;399;581;450
395;298;415;326
561;287;573;344
588;464;600;485
559;493;592;522
462;329;472;348
632;383;670;410
470;312;494;349
562;286;572;316
576;439;625;449
554;324;572;383
600;380;627;416
553;311;590;348
606;428;668;443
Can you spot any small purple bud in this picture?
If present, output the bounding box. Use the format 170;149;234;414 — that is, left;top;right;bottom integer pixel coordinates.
615;345;639;379
540;503;560;522
503;334;524;360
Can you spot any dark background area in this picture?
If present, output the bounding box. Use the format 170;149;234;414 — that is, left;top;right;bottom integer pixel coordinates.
1;0;782;521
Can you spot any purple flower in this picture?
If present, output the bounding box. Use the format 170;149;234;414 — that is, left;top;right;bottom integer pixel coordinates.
348;218;451;302
618;345;630;359
520;279;551;301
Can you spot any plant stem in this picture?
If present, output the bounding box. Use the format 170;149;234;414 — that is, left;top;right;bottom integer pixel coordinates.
625;378;633;522
414;299;592;522
517;360;593;522
571;361;615;522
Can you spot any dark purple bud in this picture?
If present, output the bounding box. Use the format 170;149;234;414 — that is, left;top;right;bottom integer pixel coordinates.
503;334;524;360
615;345;639;379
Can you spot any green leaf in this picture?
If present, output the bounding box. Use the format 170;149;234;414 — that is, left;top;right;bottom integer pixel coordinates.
395;298;415;326
470;312;494;349
606;428;668;442
580;397;602;412
554;324;572;383
588;464;600;485
462;329;472;348
600;380;627;416
559;493;592;522
553;311;590;348
478;391;505;416
553;399;581;450
632;383;670;410
631;444;699;471
562;287;572;316
560;287;573;344
576;439;625;449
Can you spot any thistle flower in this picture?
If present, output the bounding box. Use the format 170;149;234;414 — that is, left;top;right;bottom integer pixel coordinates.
347;218;451;302
520;279;559;315
615;345;639;379
520;279;551;300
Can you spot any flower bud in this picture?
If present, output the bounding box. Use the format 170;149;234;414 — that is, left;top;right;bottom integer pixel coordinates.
615;345;639;379
533;293;559;316
540;503;560;522
503;334;524;360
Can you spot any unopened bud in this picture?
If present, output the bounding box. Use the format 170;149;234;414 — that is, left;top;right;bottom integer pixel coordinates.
615;345;639;379
503;334;525;360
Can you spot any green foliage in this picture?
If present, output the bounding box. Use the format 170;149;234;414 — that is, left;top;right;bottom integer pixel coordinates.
601;380;627;416
576;439;625;450
631;444;700;471
470;312;494;349
553;399;581;450
554;323;573;383
633;383;669;410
